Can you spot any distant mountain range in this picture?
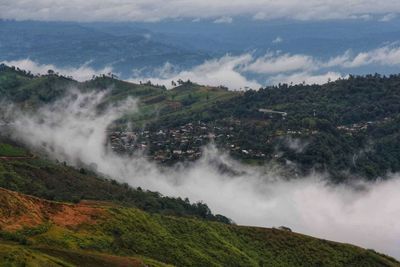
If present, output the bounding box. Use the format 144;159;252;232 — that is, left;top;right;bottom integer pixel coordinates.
0;20;209;77
1;18;400;79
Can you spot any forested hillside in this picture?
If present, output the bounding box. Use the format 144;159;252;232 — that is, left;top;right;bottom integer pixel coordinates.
2;64;400;181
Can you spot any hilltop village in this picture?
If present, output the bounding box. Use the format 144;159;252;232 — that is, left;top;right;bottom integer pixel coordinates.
108;119;311;164
108;116;388;164
108;121;264;163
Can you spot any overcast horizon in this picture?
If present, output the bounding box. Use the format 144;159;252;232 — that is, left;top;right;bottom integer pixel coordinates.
1;0;400;22
2;1;400;89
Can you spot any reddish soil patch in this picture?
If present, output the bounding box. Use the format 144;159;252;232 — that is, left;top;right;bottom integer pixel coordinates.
51;203;105;228
0;187;106;231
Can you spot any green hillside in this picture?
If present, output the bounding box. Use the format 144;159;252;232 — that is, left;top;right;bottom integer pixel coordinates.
0;139;230;223
0;187;397;267
81;76;236;128
0;64;236;127
3;65;400;181
0;243;169;267
1;66;400;265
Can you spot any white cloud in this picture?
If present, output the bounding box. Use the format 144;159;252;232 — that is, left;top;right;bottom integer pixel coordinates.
352;46;400;66
2;0;400;22
213;16;233;24
131;54;261;90
0;59;114;81
349;13;373;20
4;44;400;90
272;36;283;44
326;46;400;68
130;44;400;89
252;12;269;20
269;71;343;85
380;12;397;21
248;45;400;76
243;53;316;74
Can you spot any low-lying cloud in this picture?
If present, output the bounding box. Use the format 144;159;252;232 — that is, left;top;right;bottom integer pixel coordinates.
0;59;114;82
327;45;400;68
130;54;262;90
5;44;400;90
132;44;400;89
269;71;343;85
213;16;233;24
243;53;316;74
2;90;400;259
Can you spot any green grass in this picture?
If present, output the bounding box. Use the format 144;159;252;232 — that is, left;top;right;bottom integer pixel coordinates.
0;143;28;157
19;207;398;267
0;243;73;267
0;67;237;129
0;242;170;267
0;141;230;223
0;183;395;266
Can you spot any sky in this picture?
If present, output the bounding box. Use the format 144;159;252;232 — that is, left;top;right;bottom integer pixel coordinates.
1;0;399;22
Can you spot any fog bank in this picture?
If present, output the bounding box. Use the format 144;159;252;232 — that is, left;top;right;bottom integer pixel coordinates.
2;90;400;259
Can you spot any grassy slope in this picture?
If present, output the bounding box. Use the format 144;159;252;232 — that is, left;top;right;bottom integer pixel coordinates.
0;67;236;129
82;78;236;128
0;139;230;222
0;243;169;267
0;66;77;108
0;143;29;157
0;187;398;267
0;243;72;267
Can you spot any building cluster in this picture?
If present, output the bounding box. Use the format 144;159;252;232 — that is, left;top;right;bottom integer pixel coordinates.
336;123;371;133
336;118;391;134
108;121;269;163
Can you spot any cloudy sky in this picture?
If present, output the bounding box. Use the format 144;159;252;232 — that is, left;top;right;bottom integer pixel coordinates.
1;0;399;22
